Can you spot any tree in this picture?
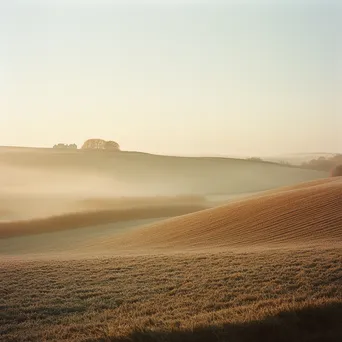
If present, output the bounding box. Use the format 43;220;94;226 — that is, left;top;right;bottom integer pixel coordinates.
331;165;342;177
53;143;77;149
81;139;120;151
105;140;120;150
82;139;105;149
301;154;342;172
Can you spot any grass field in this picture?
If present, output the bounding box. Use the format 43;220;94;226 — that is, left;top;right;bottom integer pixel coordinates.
0;148;341;342
1;248;341;341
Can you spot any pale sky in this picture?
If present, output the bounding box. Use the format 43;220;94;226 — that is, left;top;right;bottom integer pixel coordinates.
0;0;341;156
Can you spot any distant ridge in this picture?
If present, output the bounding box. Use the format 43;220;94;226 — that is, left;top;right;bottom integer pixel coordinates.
0;146;328;199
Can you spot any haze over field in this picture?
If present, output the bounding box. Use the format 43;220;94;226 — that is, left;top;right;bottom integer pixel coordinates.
0;147;326;227
1;1;341;341
1;146;341;341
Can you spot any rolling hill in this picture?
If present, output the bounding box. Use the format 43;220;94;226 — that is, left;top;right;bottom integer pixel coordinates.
99;177;342;253
0;148;341;342
0;146;327;200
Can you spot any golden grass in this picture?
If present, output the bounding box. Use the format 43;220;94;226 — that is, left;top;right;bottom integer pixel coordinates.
1;247;341;341
1;157;341;342
96;178;342;253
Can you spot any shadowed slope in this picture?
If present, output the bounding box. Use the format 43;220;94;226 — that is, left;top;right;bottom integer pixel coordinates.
0;195;207;221
104;178;342;252
0;202;207;239
115;301;342;342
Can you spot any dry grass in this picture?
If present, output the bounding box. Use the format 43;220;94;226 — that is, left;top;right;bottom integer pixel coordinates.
1;247;341;341
96;178;342;253
0;149;340;342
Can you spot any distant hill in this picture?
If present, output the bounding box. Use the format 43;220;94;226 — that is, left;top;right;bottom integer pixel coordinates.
0;146;327;197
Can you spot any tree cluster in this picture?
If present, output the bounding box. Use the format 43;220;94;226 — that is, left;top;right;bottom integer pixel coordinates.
53;143;77;149
81;139;120;151
331;165;342;177
301;155;342;172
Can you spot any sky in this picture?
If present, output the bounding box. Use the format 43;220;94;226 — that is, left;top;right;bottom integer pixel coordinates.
0;0;341;157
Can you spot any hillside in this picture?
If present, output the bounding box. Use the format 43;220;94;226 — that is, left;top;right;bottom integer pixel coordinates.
0;149;341;341
0;146;327;199
100;178;342;253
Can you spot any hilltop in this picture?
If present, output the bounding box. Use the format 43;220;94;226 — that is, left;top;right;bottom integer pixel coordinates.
0;146;327;198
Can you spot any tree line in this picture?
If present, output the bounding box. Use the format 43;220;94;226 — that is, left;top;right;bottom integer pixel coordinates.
301;154;342;172
53;139;120;151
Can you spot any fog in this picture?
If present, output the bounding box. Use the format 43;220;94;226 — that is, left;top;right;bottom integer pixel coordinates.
0;147;327;222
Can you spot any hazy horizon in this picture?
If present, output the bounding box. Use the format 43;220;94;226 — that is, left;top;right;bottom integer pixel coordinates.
1;0;341;156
